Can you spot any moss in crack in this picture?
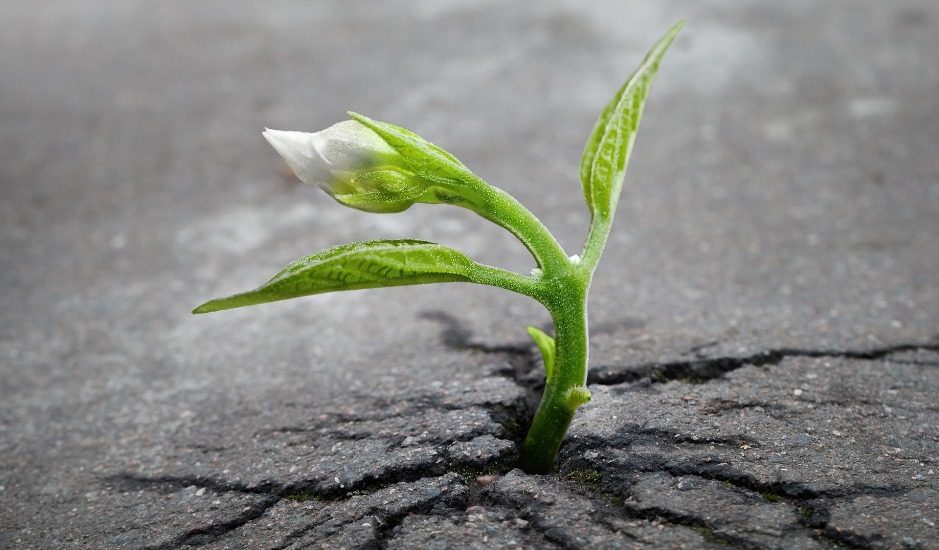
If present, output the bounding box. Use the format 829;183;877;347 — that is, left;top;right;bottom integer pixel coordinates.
762;491;783;503
502;417;522;438
565;467;604;489
815;532;847;548
799;506;814;519
563;467;625;508
650;370;672;384
694;526;731;545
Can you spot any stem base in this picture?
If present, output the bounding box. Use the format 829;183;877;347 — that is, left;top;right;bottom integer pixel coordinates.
520;272;590;474
520;389;577;474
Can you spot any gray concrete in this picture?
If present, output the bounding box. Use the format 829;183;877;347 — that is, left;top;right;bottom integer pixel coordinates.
2;0;937;548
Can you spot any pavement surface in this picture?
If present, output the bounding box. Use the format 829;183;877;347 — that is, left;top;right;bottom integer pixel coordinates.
2;0;938;548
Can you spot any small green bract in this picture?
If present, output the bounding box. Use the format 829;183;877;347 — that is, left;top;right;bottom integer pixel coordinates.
194;23;683;474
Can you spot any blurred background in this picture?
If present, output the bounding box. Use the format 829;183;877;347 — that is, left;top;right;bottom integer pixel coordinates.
2;0;937;545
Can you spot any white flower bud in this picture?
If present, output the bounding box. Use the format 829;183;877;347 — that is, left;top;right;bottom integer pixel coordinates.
263;121;420;212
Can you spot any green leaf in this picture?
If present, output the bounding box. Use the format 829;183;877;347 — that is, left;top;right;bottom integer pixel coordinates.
580;21;683;220
564;386;592;410
193;240;478;313
348;112;469;182
345;112;569;274
347;112;497;213
527;326;556;383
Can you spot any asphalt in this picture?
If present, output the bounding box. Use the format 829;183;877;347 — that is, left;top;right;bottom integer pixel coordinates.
2;1;937;548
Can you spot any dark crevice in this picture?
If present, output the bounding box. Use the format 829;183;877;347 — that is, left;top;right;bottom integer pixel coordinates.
620;503;761;548
110;435;519;507
561;460;872;549
284;445;516;502
564;426;912;501
113;471;485;550
282;464;449;502
483;470;744;549
420;309;543;395
113;315;936;548
420;309;939;395
560;464;803;548
588;343;939;386
475;492;579;549
420;309;544;447
372;500;454;550
109;469;425;507
643;460;911;501
561;421;916;549
274;474;475;550
500;510;567;549
554;478;645;537
818;525;887;549
143;496;279;549
796;504;877;549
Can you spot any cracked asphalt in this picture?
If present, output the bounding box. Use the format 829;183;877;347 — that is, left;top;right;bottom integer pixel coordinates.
2;1;938;548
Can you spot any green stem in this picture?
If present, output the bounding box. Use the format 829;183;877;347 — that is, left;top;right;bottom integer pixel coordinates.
468;263;543;298
467;177;570;276
520;270;591;474
581;215;612;272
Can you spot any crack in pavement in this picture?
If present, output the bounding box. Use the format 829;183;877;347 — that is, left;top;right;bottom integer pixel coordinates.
112;472;485;549
561;423;920;549
564;424;915;500
272;473;471;550
588;342;939;385
617;503;764;549
102;314;936;548
143;496;280;550
421;308;939;389
111;436;516;504
422;312;938;547
561;458;870;549
420;310;544;405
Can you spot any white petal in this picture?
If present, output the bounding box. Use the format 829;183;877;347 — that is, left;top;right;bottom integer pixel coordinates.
310;120;396;172
262;128;333;187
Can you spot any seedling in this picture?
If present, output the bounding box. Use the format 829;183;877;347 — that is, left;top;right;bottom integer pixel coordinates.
194;23;682;474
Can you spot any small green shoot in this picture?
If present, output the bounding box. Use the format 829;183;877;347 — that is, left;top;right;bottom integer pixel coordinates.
194;22;684;474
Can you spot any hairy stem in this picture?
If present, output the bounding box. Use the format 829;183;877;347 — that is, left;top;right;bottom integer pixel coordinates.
581;215;613;272
467;176;571;276
521;269;592;474
468;263;543;298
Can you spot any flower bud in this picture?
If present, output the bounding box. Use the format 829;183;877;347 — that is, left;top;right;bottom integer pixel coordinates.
263;121;427;213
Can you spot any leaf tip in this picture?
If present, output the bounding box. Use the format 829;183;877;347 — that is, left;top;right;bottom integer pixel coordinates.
565;386;593;410
191;301;215;314
346;111;369;123
660;20;686;52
